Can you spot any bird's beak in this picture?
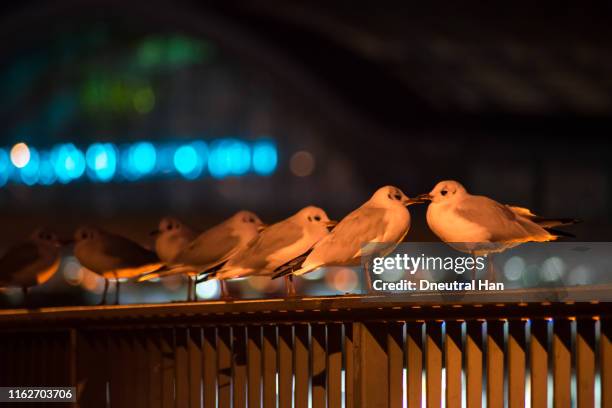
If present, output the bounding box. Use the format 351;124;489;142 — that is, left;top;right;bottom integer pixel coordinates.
414;193;433;202
257;224;269;232
149;229;161;236
326;220;338;228
402;196;428;206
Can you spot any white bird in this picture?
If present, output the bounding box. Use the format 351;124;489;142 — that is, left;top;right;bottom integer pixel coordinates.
138;211;265;299
151;216;198;263
202;206;334;297
417;180;578;275
74;226;162;305
273;186;422;291
0;228;63;300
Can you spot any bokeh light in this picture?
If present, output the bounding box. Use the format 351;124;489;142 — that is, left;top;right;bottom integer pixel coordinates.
289;150;315;177
129;142;157;176
174;141;207;179
195;280;220;299
326;267;359;293
0;149;9;187
503;256;525;281
52;143;86;183
10;142;30;168
252;140;278;175
540;256;566;282
19;147;40;186
1;138;276;187
208;139;251;178
86;143;118;182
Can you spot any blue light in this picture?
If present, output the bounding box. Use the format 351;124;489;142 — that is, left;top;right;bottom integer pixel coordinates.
20;147;40;186
174;143;204;179
86;143;117;182
38;153;57;185
129;142;156;176
0;149;9;187
52;144;85;183
252;140;277;175
208;139;251;179
229;140;251;175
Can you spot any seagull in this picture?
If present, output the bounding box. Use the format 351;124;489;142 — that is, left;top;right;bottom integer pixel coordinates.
73;226;162;305
138;211;265;300
272;186;422;291
417;180;579;276
151;216;198;263
201;206;334;297
0;228;63;301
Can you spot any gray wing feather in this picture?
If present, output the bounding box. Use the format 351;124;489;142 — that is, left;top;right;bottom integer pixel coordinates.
230;220;304;270
176;223;240;267
456;196;547;241
101;232;159;267
309;207;388;265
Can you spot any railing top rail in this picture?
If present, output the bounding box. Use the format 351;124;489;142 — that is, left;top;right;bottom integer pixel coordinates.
0;286;610;330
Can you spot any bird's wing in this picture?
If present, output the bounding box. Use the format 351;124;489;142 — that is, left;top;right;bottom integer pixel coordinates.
0;242;40;283
307;206;389;266
456;196;550;242
176;224;241;267
101;233;159;267
230;220;305;271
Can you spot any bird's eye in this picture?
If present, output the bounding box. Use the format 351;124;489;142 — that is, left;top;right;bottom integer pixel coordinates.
441;190;448;196
394;193;402;200
168;224;173;230
249;218;255;223
81;232;87;239
314;215;321;221
308;216;313;222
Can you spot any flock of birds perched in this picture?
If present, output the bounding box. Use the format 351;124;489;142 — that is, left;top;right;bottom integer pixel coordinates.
0;180;578;305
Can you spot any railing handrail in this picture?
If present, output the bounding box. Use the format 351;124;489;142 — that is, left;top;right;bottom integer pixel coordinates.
1;286;610;329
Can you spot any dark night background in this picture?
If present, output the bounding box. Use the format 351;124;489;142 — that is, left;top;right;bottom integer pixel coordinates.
0;0;611;305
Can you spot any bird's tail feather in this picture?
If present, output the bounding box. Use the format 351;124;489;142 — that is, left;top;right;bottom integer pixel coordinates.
137;264;195;282
271;253;309;280
546;228;576;239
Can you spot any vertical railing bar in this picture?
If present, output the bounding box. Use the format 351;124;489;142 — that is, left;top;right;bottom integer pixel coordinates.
445;321;463;408
553;318;572;408
576;318;596;408
530;319;550;408
326;323;343;408
217;326;232;408
466;320;484;408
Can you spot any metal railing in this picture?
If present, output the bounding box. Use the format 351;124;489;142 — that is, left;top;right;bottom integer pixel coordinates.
0;293;610;407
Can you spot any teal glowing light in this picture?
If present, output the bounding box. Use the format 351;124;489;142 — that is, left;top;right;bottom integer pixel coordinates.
252;140;278;175
129;142;156;176
207;139;251;179
174;141;207;179
0;149;9;187
86;143;117;182
19;147;40;186
52;144;85;183
38;153;57;185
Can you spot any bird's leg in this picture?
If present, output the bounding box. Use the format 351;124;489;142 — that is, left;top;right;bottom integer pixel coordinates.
220;280;231;300
364;260;374;295
99;278;109;306
471;252;477;282
114;273;120;305
284;275;296;297
22;286;28;307
192;277;198;302
486;254;496;282
186;276;193;302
